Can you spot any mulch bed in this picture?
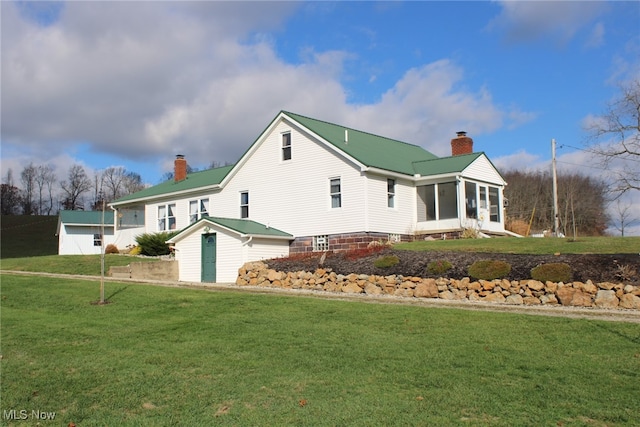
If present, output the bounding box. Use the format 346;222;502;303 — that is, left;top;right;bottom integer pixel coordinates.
267;249;640;285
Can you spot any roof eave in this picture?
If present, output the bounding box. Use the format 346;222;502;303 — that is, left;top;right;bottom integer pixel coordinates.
110;184;222;208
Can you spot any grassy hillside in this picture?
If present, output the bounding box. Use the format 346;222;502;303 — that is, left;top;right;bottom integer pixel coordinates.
0;215;58;259
396;236;640;254
2;275;638;425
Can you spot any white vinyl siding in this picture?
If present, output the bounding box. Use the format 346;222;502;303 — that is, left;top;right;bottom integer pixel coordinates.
365;174;415;235
461;156;506;186
212;120;367;237
173;224;290;283
58;225;115;255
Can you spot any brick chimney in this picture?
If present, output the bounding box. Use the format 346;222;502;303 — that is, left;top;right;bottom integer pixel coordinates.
174;154;187;182
451;131;473;156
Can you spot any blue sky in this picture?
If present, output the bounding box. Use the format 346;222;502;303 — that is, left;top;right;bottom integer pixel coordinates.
1;1;639;231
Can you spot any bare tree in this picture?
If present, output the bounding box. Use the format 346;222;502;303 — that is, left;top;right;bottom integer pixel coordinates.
1;169;22;215
585;79;640;194
101;167;146;204
611;199;639;237
90;170;105;211
503;170;609;236
60;164;92;210
34;164;56;215
20;163;37;215
123;171;145;195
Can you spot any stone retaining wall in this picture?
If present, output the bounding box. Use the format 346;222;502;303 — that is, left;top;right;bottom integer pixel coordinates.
236;261;640;310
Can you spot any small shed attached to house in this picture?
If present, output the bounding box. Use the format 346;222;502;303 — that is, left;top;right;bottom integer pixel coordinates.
57;210;115;255
167;216;293;283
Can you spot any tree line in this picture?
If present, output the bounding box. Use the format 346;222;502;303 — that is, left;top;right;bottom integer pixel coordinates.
1;163;145;215
502;170;610;236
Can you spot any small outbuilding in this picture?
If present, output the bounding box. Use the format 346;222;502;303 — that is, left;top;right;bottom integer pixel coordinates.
167;216;292;283
56;210;115;255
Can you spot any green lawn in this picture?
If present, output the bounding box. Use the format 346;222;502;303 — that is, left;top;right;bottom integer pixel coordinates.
2;274;639;426
396;236;640;254
0;254;159;276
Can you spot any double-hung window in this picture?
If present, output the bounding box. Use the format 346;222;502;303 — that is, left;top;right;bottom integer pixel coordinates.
158;203;176;231
240;192;249;218
387;179;395;208
282;132;292;161
93;233;102;247
189;198;209;224
330;178;341;208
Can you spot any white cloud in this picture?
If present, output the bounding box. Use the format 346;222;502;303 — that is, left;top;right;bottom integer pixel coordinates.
488;1;606;46
585;22;605;49
1;1;532;178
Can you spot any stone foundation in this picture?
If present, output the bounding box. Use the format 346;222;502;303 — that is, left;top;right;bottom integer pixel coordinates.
237;261;640;310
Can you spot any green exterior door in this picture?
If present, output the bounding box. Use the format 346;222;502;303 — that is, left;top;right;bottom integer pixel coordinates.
201;233;216;282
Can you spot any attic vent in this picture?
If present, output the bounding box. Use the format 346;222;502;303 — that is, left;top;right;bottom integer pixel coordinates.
344;129;348;144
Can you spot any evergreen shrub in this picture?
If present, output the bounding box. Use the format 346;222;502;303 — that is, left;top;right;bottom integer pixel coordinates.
530;263;572;283
373;255;400;268
426;260;453;276
468;260;511;280
135;232;177;256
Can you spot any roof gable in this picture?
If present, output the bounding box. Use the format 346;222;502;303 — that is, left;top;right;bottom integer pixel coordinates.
168;216;292;244
283;111;438;175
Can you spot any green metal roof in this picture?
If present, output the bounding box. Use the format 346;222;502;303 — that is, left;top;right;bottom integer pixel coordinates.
412;152;483;176
111;111;497;206
170;216;293;242
59;210;114;226
283;111;438;175
204;217;292;238
111;165;233;205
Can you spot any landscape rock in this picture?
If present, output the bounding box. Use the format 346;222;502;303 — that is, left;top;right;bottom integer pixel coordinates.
556;287;593;307
594;290;619;309
236;258;639;311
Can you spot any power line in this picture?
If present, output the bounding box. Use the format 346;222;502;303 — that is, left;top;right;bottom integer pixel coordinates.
558;143;640;163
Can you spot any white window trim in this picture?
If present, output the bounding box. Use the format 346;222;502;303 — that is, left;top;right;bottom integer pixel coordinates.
157;203;176;231
282;131;292;161
387;178;396;209
189;198;210;224
330;177;342;209
240;191;249;219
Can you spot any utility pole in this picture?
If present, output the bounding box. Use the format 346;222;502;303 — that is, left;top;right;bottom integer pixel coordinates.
100;197;105;304
552;138;560;237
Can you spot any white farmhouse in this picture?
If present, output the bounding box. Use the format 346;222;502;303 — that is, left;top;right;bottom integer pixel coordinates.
110;111;508;282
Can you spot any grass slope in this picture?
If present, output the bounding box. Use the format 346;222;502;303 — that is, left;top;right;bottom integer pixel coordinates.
0;254;159;275
396;236;640;254
0;215;58;259
2;275;639;426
